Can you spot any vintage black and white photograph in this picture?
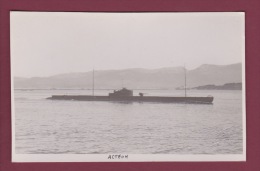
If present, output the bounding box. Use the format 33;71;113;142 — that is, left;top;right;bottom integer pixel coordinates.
11;12;245;162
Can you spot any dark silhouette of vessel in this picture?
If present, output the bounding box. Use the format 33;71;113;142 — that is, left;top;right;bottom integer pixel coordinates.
47;87;214;104
47;68;214;104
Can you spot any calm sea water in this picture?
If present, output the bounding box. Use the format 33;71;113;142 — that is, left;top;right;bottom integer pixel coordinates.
14;89;243;154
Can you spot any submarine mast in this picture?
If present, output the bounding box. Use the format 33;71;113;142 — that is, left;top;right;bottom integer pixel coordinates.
92;69;95;96
184;65;187;97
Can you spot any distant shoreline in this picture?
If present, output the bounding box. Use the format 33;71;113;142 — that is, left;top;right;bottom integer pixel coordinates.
176;83;242;90
13;63;242;90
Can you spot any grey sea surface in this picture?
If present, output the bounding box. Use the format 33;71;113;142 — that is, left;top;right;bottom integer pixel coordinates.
14;89;243;154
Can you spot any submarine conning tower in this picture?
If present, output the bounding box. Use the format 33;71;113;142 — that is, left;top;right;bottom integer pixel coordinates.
109;88;133;97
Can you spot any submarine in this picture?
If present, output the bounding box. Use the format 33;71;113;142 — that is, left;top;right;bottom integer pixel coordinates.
47;87;214;104
46;68;214;104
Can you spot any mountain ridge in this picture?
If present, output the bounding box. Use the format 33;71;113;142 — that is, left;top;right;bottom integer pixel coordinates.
14;63;242;89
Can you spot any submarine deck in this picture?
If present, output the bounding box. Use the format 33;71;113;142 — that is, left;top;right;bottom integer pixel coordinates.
47;95;214;104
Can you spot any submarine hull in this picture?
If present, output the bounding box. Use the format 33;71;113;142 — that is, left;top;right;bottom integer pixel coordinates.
47;95;214;104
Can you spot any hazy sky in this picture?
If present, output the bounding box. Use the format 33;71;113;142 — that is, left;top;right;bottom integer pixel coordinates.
11;12;244;77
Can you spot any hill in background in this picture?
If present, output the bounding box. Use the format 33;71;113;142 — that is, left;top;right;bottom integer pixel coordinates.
14;63;242;90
